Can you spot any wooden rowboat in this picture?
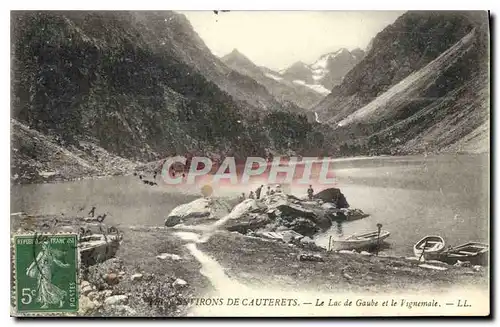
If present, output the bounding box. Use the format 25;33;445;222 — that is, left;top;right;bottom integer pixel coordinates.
413;235;445;258
79;234;121;266
430;242;489;265
331;230;390;251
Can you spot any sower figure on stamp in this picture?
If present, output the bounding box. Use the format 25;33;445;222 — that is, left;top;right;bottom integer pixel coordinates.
26;241;70;309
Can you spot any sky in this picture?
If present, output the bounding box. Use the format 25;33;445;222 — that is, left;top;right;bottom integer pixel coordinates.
179;11;405;71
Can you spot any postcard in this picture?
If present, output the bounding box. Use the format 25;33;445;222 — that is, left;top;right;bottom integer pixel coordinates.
10;10;490;317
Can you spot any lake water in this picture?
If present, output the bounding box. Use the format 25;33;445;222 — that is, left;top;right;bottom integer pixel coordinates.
11;154;489;256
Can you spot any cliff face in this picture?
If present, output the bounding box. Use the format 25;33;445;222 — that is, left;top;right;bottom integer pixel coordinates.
312;11;489;156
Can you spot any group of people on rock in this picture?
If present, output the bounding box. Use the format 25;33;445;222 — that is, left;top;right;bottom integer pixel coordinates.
239;184;315;202
239;184;286;201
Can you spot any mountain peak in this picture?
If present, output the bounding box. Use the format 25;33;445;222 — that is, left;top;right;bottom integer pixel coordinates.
223;48;245;59
229;48;242;56
292;60;308;67
221;48;256;68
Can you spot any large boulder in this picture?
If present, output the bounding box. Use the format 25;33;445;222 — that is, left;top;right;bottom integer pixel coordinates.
219;199;269;233
275;203;316;219
313;188;349;209
224;213;271;234
225;199;262;220
325;208;369;222
165;198;231;227
276;203;332;230
277;217;319;237
263;192;289;207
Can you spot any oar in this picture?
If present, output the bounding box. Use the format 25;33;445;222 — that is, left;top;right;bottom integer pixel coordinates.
376;223;382;256
419;240;428;262
328;235;332;252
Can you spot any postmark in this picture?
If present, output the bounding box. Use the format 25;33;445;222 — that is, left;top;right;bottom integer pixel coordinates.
13;233;79;314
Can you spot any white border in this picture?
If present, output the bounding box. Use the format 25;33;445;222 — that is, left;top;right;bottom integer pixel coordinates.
2;1;497;326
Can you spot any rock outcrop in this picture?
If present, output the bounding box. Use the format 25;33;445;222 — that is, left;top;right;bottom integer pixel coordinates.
164;198;231;227
218;191;366;238
313;188;349;209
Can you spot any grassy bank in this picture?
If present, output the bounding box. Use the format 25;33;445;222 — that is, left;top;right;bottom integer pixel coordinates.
199;230;488;295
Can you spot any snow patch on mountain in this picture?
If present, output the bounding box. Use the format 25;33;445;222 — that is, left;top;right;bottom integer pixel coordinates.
264;73;283;81
293;80;331;95
310;48;352;81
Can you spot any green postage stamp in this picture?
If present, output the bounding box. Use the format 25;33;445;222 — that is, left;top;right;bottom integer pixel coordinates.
12;234;79;315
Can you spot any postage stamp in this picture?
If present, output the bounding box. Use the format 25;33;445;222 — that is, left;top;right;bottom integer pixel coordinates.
13;234;79;314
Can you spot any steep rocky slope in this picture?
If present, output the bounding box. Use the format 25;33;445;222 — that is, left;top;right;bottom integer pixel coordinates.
222;49;324;109
314;11;484;123
313;11;489;156
63;11;287;113
11;119;138;184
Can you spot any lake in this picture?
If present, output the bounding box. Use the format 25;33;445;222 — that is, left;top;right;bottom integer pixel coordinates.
11;154;489;256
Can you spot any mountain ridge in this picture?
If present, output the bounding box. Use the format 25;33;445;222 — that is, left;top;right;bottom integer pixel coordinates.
221;47;326;110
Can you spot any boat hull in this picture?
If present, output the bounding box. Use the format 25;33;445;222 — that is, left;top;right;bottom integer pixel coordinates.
427;242;489;266
332;231;390;251
413;235;446;258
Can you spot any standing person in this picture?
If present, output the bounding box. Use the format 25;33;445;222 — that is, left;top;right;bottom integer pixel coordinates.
276;184;282;193
266;186;271;196
88;206;96;218
267;152;274;163
255;185;263;199
249;191;255;199
307;185;314;200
